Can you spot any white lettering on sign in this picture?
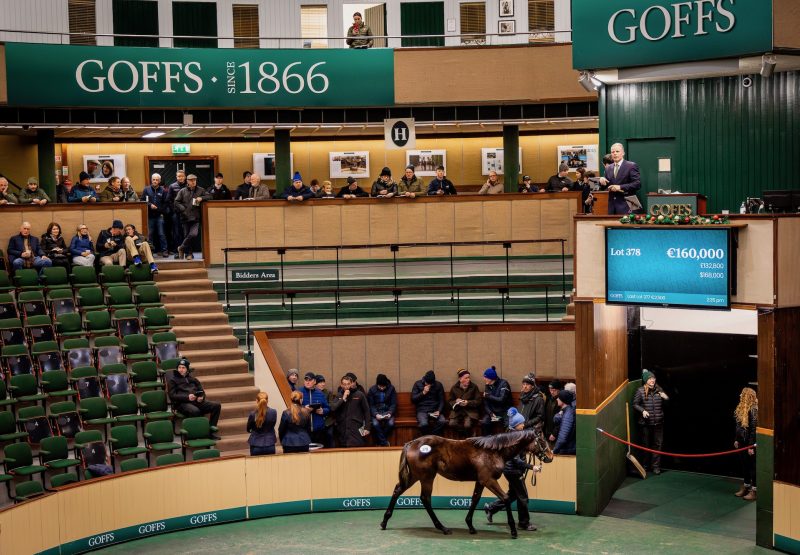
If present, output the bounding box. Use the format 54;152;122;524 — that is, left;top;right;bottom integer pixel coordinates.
138;521;166;534
189;512;218;525
396;497;423;507
342;498;371;508
608;0;736;44
87;533;115;546
449;498;472;507
75;60;204;94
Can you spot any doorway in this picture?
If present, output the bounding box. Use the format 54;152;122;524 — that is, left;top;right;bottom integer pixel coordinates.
145;156;218;189
626;138;676;196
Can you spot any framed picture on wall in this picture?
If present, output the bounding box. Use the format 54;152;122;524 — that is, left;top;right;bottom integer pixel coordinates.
329;151;370;179
82;155;126;183
481;148;522;175
557;145;599;172
498;20;516;34
499;0;514;17
405;150;447;177
252;153;294;180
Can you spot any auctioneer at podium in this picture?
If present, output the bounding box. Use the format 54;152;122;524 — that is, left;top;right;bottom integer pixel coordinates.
599;143;641;215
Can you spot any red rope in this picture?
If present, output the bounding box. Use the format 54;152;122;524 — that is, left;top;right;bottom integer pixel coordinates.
596;428;756;458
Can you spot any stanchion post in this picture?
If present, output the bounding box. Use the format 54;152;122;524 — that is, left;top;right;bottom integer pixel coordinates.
450;244;455;303
391;245;399;288
224;249;230;309
245;293;251;359
504;242;511;288
561;240;566;299
278;248;286;307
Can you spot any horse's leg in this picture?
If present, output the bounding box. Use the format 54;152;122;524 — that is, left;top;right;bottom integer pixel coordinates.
420;477;451;535
465;482;484;534
380;478;416;530
484;479;518;539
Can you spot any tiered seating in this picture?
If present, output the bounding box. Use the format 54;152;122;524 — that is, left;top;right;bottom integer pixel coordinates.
0;263;218;505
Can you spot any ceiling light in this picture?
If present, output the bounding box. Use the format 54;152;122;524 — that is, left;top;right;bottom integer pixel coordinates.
760;53;776;78
578;70;600;93
142;131;165;139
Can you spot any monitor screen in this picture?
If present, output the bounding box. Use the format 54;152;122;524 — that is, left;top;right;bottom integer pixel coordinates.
605;227;732;309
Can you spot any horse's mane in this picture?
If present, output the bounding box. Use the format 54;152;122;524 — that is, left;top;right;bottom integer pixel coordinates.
467;429;539;451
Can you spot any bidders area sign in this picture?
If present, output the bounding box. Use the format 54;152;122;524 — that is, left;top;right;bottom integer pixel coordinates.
4;43;394;108
572;0;772;69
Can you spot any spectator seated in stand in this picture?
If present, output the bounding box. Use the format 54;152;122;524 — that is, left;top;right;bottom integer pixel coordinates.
69;224;95;267
336;177;369;198
411;370;445;436
96;220;127;267
279;173;315;201
68;172;98;203
481;366;512;435
426;166;458;196
18;177;50;205
167;358;221;439
368;374;397;446
123;224;158;273
448;368;481;436
371;167;398;198
8;221;52;272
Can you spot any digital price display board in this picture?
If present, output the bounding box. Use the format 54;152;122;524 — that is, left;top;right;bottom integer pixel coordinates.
605;227;733;309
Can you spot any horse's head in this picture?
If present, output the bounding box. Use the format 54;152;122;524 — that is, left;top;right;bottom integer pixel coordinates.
526;430;553;463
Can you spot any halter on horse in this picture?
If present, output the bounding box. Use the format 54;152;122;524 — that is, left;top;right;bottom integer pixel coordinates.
380;429;553;538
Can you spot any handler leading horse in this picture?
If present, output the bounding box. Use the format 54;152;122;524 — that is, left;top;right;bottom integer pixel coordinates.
380;429;553;538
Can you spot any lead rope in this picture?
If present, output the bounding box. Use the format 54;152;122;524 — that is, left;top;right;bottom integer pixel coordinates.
526;452;539;487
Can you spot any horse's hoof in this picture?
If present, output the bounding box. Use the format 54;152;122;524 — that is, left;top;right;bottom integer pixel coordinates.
442;528;452;535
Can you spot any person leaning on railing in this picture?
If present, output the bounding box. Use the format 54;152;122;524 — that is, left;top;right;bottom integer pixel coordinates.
0;176;18;205
18;177;50;205
346;11;373;49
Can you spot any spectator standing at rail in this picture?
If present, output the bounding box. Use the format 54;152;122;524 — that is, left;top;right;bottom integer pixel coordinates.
519;372;546;432
544;379;563;445
297;372;331;447
399;165;425;198
143;173;169;257
164;170;186;253
279;391;312;453
553;390;576;455
330;373;371;447
426;166;458;196
247;391;278;456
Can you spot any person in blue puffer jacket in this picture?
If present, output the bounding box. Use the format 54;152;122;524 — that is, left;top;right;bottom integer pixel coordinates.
296;372;330;447
553;390;576;454
69;224;95;266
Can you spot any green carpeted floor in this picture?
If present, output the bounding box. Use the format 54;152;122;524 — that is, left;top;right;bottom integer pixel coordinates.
98;471;767;555
605;470;757;541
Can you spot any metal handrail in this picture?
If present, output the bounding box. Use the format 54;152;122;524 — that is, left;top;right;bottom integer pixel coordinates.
223;238;568;309
0;28;572;44
241;282;555;356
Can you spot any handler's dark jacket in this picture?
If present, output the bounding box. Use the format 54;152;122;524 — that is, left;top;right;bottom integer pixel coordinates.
632;385;667;426
504;452;532;478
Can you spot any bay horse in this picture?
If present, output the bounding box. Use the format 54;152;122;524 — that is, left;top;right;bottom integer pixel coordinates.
379;429;553;538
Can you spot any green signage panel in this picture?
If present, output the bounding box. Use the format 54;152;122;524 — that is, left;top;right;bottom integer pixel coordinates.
5;43;394;108
171;143;191;155
572;0;772;69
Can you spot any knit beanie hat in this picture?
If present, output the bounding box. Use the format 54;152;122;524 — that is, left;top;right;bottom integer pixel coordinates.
483;366;498;380
178;358;191;371
558;390;574;405
380;167;392;177
293;171;302;182
642;369;655;383
564;382;576;394
522;372;536;386
423;370;436;384
376;374;390;387
507;407;525;429
457;368;470;378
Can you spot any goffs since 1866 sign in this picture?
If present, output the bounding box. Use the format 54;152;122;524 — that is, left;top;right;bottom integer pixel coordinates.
572;0;772;70
4;43;394;108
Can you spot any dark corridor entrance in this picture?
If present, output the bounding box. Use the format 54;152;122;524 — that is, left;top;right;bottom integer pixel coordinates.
145;157;218;189
636;329;757;477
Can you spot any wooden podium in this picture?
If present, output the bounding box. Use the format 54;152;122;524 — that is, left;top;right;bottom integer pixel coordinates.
647;193;707;215
592;191;609;215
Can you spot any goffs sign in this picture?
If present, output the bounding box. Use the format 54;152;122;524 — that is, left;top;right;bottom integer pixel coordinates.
4;43;395;108
572;0;772;70
385;118;416;150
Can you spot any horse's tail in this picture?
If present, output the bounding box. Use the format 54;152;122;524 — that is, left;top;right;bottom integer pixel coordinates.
398;443;412;485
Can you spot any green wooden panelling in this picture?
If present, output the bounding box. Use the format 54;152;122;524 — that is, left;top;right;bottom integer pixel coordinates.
172;1;218;48
400;2;445;47
756;431;774;549
603;71;800;213
113;0;159;47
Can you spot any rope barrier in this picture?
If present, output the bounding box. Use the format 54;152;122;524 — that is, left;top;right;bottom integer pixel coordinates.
596;428;756;458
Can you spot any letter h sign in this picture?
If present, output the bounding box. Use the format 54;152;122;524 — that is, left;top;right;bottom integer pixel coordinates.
384;118;416;150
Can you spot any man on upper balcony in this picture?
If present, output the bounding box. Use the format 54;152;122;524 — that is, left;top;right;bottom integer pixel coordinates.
599;142;641;215
346;12;374;49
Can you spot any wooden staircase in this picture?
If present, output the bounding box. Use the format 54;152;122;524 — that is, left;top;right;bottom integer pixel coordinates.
155;260;253;455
